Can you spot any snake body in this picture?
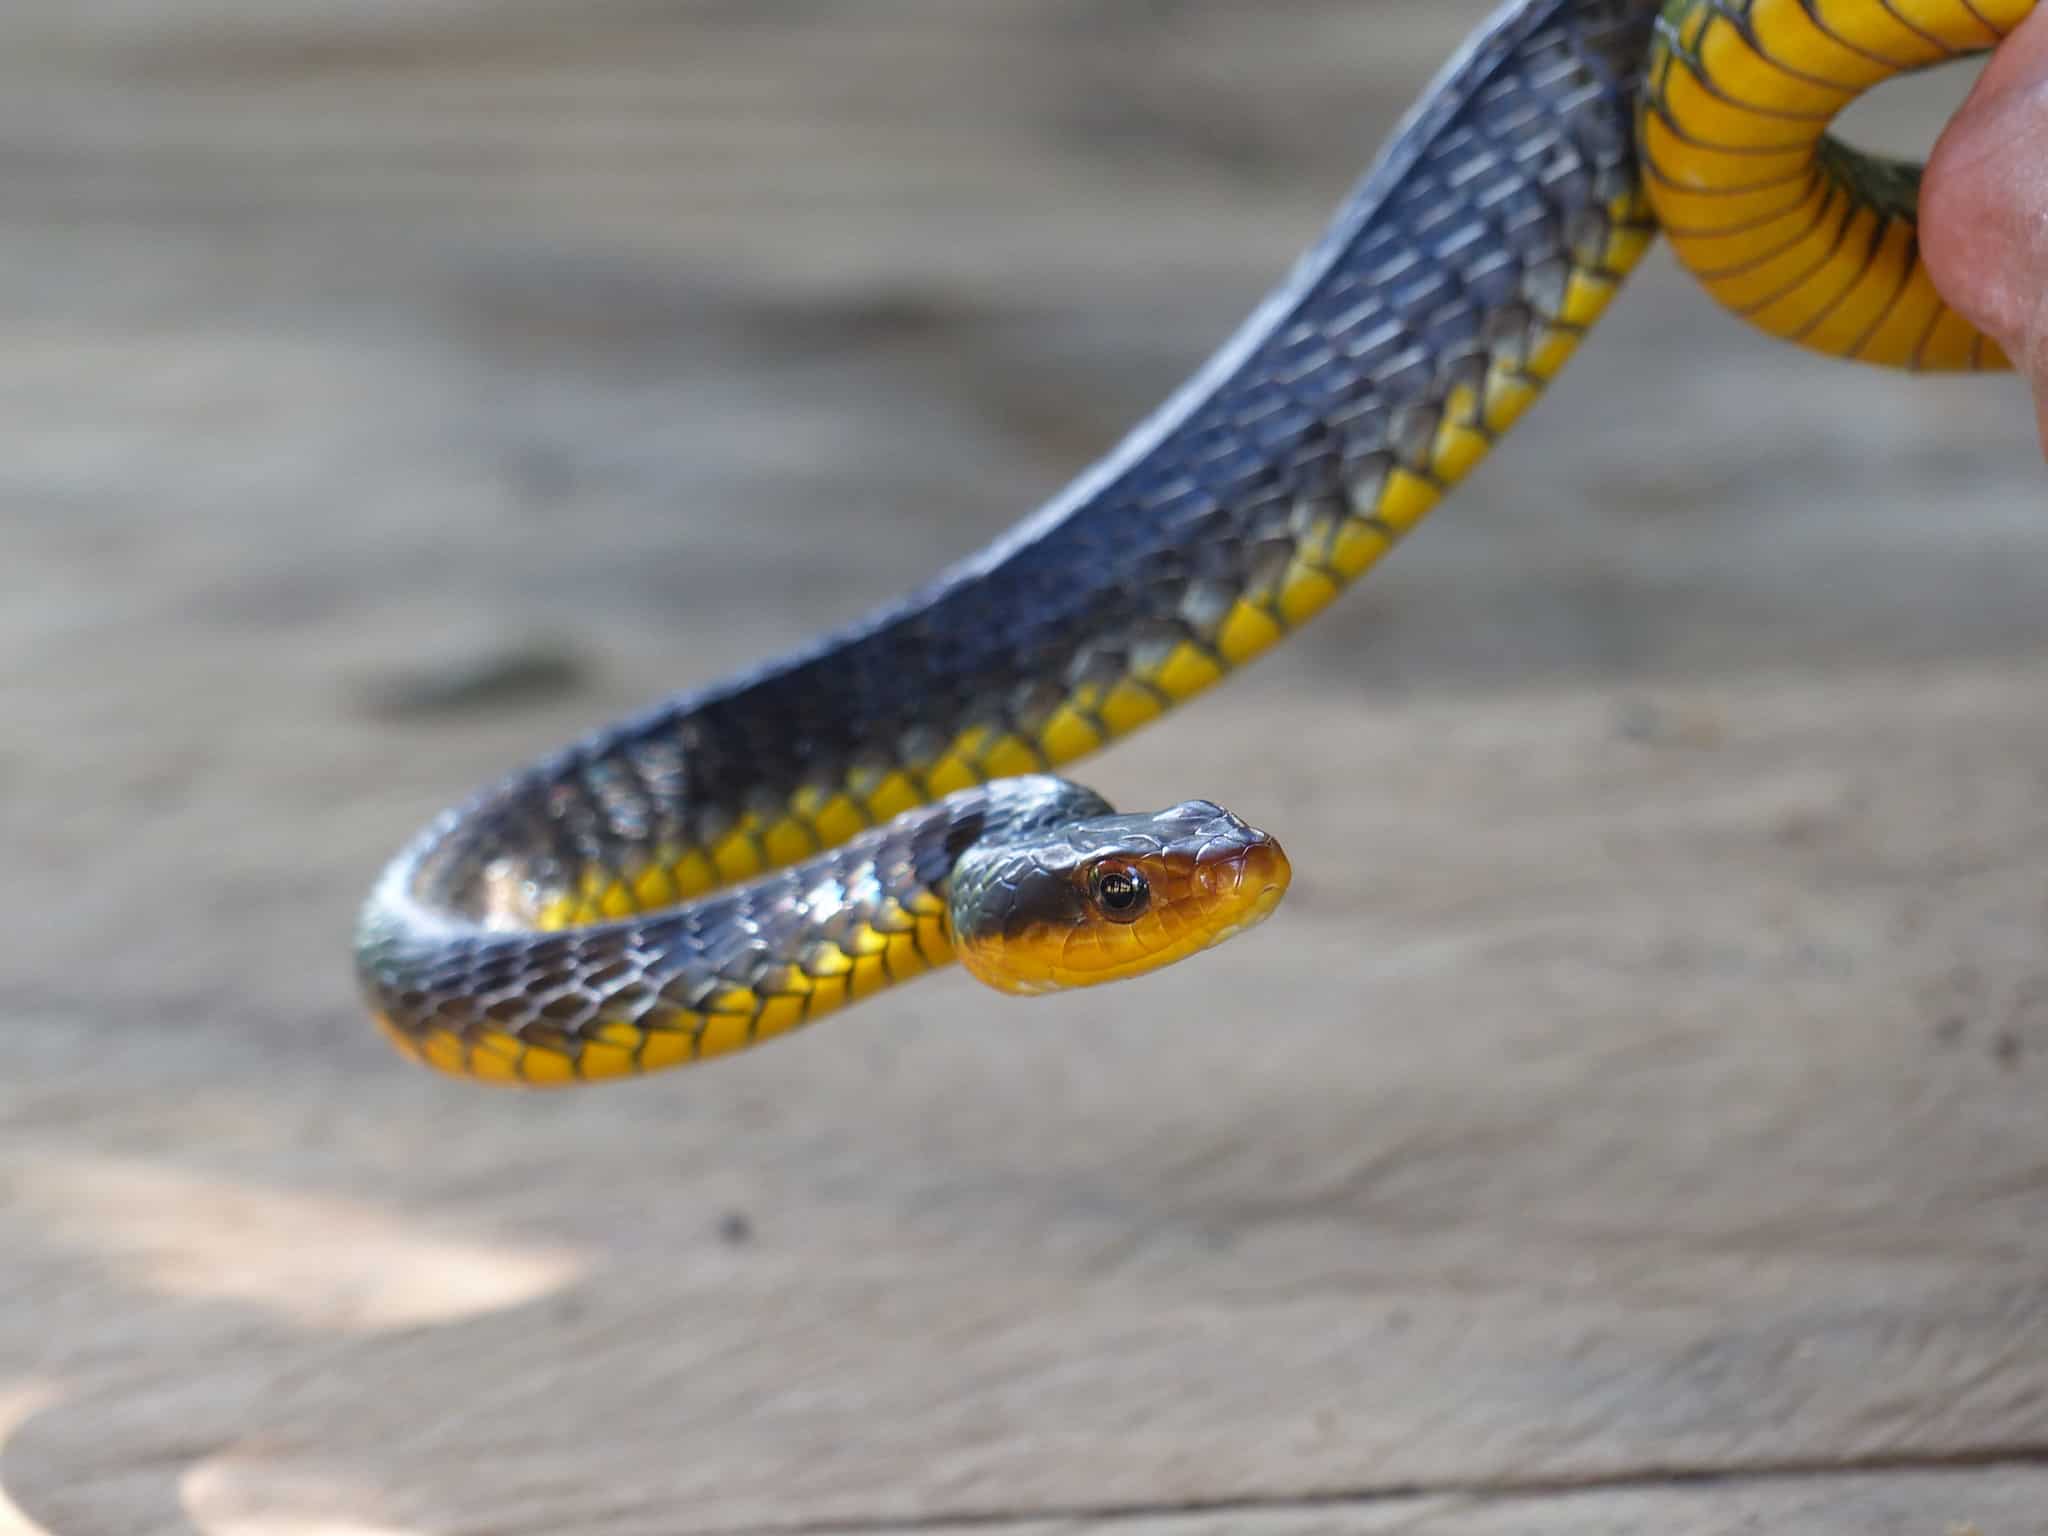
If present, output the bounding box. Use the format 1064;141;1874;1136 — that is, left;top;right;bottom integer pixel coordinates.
357;0;2027;1085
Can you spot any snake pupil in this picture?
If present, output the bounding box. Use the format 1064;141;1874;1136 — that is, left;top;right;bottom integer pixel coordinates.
1090;864;1148;920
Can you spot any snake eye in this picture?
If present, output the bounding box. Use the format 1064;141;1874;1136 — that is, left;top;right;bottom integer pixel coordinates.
1087;861;1149;921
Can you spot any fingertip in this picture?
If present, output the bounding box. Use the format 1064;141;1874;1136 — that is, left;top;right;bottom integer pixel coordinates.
1921;14;2048;453
1921;91;2026;344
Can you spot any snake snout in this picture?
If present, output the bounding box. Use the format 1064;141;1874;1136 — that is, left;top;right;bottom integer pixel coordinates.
1191;821;1291;933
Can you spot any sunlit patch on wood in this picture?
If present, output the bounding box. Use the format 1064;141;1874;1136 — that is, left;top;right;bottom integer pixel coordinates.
185;1453;429;1536
19;1157;583;1333
0;1381;61;1536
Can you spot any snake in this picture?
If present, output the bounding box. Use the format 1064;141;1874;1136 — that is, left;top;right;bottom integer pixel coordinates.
356;0;2030;1086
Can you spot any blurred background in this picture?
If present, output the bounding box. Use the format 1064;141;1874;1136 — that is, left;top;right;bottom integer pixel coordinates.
5;2;2046;1532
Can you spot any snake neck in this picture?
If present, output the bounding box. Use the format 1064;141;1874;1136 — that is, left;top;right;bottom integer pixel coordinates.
356;778;1110;1081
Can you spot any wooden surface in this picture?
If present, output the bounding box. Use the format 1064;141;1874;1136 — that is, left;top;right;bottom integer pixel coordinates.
6;3;2047;1532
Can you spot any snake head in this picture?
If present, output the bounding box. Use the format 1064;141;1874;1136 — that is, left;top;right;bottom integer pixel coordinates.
947;798;1290;996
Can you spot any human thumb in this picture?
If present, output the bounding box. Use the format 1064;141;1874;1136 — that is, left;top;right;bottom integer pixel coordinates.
1922;5;2048;457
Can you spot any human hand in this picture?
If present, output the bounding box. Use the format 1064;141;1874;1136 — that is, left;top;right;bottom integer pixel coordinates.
1924;5;2048;457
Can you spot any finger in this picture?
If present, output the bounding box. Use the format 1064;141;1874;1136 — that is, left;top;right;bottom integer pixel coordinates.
1921;6;2048;454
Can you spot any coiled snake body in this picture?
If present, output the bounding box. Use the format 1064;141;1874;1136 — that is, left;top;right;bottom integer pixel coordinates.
358;0;2029;1085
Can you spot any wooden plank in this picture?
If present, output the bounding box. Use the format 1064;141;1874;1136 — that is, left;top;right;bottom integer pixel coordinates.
873;1470;2048;1534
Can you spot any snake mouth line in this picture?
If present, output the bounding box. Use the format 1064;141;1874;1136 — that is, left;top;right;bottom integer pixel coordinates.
1206;880;1289;949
